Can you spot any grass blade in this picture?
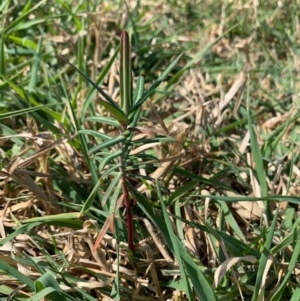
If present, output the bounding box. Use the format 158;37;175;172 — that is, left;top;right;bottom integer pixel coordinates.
251;207;279;301
157;181;194;300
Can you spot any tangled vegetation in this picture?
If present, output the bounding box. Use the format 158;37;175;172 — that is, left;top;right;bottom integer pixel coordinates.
0;1;300;300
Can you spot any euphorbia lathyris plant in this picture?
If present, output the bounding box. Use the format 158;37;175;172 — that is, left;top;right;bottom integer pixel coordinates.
63;30;181;251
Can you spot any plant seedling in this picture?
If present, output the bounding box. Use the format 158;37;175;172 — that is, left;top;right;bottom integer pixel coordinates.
61;30;182;252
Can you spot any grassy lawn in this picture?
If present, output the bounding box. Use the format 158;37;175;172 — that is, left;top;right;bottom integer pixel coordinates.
1;0;300;300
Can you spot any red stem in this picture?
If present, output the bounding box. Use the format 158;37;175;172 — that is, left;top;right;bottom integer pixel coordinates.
121;175;134;251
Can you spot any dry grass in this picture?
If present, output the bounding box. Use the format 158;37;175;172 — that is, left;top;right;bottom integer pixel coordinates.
1;0;300;300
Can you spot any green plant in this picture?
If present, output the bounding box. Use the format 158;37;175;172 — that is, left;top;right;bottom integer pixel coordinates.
1;1;300;300
63;30;182;251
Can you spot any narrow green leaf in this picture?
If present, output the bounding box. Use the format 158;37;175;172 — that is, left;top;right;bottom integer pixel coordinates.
100;149;123;171
22;212;81;223
290;286;300;301
134;137;177;144
17;19;46;30
98;99;128;124
78;129;112;141
216;200;246;242
168;181;197;205
88;135;126;155
246;80;267;197
74;288;99;301
133;76;144;104
82;45;120;118
270;238;300;301
99;163;122;180
58;56;126;122
251;207;279;301
0;28;5;75
0;104;58;120
271;222;300;254
7;35;37;49
166;24;238;87
262;114;297;158
108;180;123;216
86;116;121;128
157;181;194;301
174;167;233;190
0;222;42;246
101;172;122;208
61;74;103;205
174;199;185;243
81;179;102;214
197;194;300;205
131;54;183;112
0;258;34;289
35;272;66;301
129;76;143;127
0;75;62;121
135;188;217;301
120;30;132;115
4;0;47;34
29;287;61;301
29;37;43;88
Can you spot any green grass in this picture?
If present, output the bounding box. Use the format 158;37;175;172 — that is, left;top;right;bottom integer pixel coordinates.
1;0;300;300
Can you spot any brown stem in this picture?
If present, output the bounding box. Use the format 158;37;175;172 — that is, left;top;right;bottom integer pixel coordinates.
121;175;134;251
